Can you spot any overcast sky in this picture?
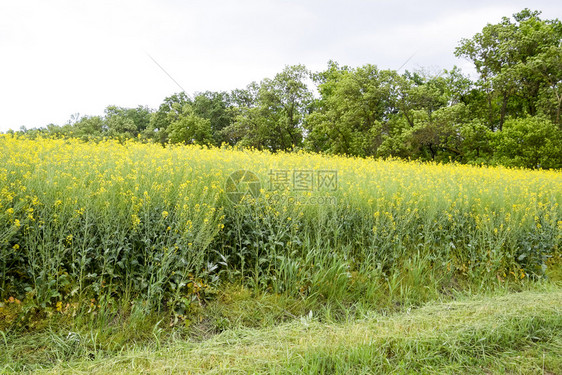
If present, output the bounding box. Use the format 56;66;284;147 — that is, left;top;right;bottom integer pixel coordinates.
1;0;560;132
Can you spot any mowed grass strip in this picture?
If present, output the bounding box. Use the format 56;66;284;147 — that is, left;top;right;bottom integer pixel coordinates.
24;286;561;375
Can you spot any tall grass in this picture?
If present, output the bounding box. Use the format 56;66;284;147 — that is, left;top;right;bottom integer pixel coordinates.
5;287;560;374
0;135;561;323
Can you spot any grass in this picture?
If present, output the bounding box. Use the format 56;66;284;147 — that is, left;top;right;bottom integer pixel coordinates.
1;283;559;374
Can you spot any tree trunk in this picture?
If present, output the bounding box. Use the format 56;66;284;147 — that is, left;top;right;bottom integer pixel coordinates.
499;92;508;131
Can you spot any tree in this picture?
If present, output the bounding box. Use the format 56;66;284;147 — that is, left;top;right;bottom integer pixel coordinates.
223;65;312;151
404;103;480;161
104;105;152;140
222;82;263;148
306;63;474;158
167;103;213;146
305;64;401;156
459;119;493;163
395;70;451;129
456;9;562;129
71;116;105;140
266;64;313;149
145;92;192;144
105;107;136;139
528;45;562;125
492;116;562;169
192;91;235;146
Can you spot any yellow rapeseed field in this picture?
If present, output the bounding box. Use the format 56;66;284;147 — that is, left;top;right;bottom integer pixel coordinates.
1;135;561;312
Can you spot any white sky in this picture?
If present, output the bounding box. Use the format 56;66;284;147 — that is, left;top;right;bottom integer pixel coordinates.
1;0;560;132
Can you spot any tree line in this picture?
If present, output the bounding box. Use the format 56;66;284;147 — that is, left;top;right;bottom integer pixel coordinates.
11;9;562;169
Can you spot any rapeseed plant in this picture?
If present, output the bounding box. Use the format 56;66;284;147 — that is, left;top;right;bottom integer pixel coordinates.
0;135;560;320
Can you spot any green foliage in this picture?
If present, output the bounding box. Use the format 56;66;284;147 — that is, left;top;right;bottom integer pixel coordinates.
304;65;483;162
105;106;151;139
192;91;235;145
456;8;562;129
168;104;214;145
493;116;562;169
145;92;192;144
459;119;493;163
71;116;105;140
224;65;312;151
305;64;400;156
